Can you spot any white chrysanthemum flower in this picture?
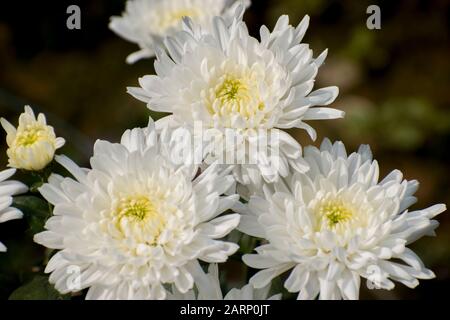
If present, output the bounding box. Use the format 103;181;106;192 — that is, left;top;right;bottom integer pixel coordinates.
129;9;343;185
109;0;250;64
0;168;27;252
168;263;281;300
238;139;446;300
33;119;241;300
1;106;65;171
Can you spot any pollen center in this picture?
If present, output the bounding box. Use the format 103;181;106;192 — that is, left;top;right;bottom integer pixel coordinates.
217;78;246;101
317;200;353;228
117;196;156;221
208;74;264;120
15;126;46;147
113;195;166;247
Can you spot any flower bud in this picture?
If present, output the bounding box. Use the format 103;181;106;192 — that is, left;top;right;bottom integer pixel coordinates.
1;106;65;171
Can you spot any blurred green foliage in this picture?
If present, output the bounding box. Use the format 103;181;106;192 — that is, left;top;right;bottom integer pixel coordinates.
9;275;69;300
343;97;450;151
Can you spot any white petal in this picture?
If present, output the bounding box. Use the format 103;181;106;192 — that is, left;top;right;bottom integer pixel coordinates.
249;263;295;289
198;214;240;239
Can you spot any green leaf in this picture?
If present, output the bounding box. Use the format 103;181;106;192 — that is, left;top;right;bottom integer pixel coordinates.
9;275;69;300
13;196;51;234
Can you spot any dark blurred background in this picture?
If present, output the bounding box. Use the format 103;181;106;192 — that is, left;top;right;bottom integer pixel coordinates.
0;0;449;299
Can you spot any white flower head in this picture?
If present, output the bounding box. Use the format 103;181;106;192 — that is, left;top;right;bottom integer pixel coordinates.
238;139;446;300
129;9;343;185
110;0;250;64
34;119;241;300
0;168;27;252
1;106;65;171
168;263;281;300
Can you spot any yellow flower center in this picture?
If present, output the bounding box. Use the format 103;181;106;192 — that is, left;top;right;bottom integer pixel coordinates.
317;200;353;228
159;8;199;31
15;126;46;147
117;196;156;221
208;75;264;120
113;195;166;247
217;78;245;101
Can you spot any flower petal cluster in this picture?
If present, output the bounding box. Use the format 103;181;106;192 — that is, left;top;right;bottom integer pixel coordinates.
168;263;281;300
110;0;250;64
0;169;27;252
239;139;446;299
129;9;343;184
34;119;240;299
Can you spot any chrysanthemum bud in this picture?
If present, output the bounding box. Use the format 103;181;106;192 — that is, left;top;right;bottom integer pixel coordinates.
1;106;65;171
